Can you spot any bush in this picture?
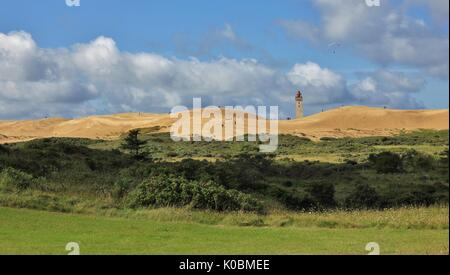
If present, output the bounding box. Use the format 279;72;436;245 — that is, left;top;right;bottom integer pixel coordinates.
382;184;437;207
127;175;264;213
271;187;316;210
345;183;380;209
282;180;293;187
306;182;336;208
112;177;135;199
439;149;449;164
0;167;36;192
320;137;337;141
0;144;10;154
368;152;403;173
402;150;435;172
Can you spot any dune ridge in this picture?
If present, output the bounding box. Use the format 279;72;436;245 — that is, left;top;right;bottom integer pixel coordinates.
0;106;448;143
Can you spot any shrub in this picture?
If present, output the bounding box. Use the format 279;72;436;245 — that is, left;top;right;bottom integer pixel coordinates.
306;182;336;208
401;150;435;172
0;167;36;192
127;175;264;213
382;184;437;207
439;149;449;164
282;180;293;187
112;177;135;199
271;187;316;210
345;183;380;209
320;137;337;141
368;152;403;173
0;144;10;154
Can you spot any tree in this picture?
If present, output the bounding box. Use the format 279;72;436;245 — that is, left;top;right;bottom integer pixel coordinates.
121;130;147;159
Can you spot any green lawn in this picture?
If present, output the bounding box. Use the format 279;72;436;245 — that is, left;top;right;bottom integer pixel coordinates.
0;207;448;255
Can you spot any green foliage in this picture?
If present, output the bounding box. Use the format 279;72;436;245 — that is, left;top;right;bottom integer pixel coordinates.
439;149;449;165
345;183;380;209
121;130;147;159
368;152;403;173
269;187;315;211
320;137;337;141
127;175;264;213
0;130;448;213
0;167;36;192
382;184;439;207
306;182;336;208
112;177;135;200
401;150;435;172
0;144;10;155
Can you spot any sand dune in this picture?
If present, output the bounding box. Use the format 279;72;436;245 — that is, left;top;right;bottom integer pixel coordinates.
0;106;448;143
279;106;449;139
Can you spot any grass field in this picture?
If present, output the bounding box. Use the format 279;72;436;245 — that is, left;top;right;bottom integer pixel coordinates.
0;130;448;255
0;207;448;255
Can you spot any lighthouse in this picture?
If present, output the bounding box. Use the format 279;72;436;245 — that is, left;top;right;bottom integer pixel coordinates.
295;90;304;119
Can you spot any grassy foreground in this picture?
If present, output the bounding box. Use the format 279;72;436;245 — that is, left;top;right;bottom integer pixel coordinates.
0;207;448;255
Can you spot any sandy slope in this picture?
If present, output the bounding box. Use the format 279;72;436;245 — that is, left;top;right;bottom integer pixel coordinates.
279;106;449;139
0;106;448;143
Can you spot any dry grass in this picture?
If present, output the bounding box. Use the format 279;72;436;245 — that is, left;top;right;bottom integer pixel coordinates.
96;205;449;230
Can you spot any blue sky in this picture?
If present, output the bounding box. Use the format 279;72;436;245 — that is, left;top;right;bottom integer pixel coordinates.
0;1;322;64
0;0;448;119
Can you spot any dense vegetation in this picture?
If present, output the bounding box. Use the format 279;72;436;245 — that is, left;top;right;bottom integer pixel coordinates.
0;130;448;214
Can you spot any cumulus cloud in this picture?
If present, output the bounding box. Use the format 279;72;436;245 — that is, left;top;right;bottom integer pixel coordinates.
350;70;426;109
0;31;428;119
280;0;449;79
287;62;350;105
0;31;289;119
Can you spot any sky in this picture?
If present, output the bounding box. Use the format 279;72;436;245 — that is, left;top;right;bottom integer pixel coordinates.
0;0;448;119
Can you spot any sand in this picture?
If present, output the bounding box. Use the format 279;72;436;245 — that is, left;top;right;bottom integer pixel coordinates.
0;106;448;144
279;106;449;139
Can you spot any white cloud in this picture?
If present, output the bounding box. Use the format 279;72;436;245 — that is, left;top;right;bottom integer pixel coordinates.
0;31;37;81
0;31;290;118
287;62;350;105
0;31;429;119
280;0;449;79
72;36;120;76
350;70;425;109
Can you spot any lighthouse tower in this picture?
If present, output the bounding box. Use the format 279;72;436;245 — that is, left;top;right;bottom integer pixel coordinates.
295;90;304;119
